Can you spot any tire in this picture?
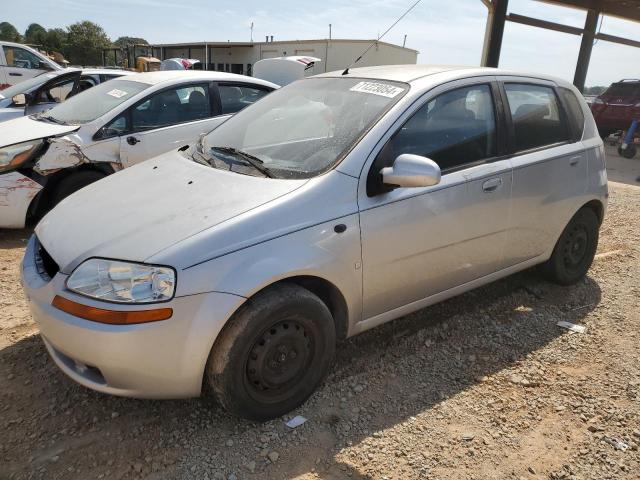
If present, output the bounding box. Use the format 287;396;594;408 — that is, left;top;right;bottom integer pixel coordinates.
618;144;637;159
51;170;106;208
541;208;599;285
205;283;336;421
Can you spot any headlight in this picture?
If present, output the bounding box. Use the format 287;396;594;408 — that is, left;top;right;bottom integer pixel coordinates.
67;259;176;304
0;140;42;173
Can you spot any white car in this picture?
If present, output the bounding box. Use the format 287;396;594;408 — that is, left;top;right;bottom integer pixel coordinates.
0;70;278;228
0;68;133;122
0;41;61;89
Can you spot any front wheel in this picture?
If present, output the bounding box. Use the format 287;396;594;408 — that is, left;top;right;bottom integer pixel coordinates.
205;283;336;421
541;208;599;285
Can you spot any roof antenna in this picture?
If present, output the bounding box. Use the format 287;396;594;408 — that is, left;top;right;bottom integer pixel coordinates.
342;0;421;75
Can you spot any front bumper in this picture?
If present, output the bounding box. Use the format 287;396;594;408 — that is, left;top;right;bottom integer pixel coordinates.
21;236;245;399
0;171;42;228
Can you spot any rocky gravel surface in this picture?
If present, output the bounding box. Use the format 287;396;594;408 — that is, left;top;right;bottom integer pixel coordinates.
1;180;639;480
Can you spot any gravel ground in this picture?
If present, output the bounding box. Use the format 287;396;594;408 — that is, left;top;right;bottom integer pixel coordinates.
1;176;639;480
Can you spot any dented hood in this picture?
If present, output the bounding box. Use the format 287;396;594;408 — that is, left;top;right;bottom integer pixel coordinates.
0;115;79;147
36;152;306;272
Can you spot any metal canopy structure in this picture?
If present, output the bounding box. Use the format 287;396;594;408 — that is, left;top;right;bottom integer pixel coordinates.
480;0;640;91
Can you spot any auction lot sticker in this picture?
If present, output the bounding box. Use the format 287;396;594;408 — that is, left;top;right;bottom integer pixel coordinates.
106;89;128;98
349;81;404;98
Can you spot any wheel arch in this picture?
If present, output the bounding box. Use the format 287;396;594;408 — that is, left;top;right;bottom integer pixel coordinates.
26;162;115;224
581;198;605;225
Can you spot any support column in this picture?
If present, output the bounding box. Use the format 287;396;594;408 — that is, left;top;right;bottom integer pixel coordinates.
481;0;509;67
573;8;599;93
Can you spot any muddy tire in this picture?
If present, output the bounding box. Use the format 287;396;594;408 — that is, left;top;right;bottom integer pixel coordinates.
205;283;336;421
51;171;106;209
541;208;599;285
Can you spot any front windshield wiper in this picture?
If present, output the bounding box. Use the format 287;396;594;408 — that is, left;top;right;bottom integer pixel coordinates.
33;113;67;125
211;146;274;178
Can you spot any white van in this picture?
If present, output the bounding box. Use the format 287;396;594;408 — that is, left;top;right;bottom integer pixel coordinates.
0;41;62;89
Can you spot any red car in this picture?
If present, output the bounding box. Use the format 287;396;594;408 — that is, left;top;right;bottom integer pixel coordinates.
590;79;640;138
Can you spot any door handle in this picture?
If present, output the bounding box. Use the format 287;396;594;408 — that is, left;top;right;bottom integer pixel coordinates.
569;156;581;166
9;72;22;77
482;177;502;192
126;136;140;146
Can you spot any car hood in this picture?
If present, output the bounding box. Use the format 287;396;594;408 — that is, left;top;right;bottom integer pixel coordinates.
0;115;79;147
35;152;307;273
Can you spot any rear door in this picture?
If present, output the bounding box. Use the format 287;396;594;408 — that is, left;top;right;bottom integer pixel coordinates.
2;45;49;86
498;78;588;265
216;82;272;115
118;82;225;167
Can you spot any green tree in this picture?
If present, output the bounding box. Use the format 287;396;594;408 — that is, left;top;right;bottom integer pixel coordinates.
0;22;21;42
44;28;67;52
113;36;148;47
24;23;47;46
65;21;111;66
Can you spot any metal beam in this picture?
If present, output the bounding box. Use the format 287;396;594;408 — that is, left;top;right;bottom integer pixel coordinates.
505;13;583;35
573;8;599;93
481;0;509;67
595;32;640;49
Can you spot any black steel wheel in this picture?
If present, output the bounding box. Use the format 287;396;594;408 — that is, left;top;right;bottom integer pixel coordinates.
206;283;336;421
541;208;599;285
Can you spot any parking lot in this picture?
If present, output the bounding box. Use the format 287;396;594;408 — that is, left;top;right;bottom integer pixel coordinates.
0;145;637;480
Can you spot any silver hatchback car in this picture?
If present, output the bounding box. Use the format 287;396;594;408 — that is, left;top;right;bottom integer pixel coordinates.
22;65;607;420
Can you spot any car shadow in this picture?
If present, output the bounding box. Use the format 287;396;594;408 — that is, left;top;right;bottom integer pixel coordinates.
0;269;601;479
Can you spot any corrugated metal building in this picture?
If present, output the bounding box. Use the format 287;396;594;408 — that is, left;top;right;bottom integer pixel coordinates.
149;38;418;76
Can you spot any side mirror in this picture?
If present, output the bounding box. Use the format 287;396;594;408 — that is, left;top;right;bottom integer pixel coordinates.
381;154;441;188
12;94;27;107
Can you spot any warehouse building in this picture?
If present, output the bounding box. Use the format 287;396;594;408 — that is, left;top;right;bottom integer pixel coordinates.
147;38;418;76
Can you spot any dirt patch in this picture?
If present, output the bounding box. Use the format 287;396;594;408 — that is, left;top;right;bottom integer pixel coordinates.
1;181;639;480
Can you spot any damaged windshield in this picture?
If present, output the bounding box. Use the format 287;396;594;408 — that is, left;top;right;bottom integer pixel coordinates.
202;77;408;178
36;79;149;125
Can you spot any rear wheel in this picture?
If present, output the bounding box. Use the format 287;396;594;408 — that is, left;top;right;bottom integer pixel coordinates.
205;283;336;421
541;208;599;285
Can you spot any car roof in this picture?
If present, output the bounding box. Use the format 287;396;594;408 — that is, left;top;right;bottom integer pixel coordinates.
317;64;574;88
80;69;136;76
125;70;279;89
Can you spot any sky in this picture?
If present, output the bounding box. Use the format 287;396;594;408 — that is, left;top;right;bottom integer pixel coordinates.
8;0;640;86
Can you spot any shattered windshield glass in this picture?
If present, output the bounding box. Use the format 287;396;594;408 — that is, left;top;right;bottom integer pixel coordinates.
202;77;408;179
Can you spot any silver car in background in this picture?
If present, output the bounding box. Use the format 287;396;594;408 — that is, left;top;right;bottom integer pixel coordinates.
22;65;607;421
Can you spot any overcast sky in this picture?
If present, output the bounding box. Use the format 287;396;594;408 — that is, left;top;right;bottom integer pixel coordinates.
8;0;640;86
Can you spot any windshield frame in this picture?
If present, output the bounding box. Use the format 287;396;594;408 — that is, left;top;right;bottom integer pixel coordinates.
202;76;410;179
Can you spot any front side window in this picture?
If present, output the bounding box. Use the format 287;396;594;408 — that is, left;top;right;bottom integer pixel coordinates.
202;77;407;179
504;83;569;151
3;46;42;69
219;84;270;114
375;84;497;175
42;79;150;125
34;77;76;104
130;84;211;131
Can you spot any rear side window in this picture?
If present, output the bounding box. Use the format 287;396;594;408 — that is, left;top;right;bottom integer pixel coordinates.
218;84;270;114
504;83;570;152
559;87;585;140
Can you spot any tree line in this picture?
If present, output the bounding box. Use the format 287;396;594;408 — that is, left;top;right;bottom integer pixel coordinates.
0;21;148;66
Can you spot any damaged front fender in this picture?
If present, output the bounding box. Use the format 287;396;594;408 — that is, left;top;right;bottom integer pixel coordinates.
34;137;90;176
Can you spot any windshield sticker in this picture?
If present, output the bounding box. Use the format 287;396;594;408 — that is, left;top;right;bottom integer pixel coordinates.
349;82;404;98
106;89;128;99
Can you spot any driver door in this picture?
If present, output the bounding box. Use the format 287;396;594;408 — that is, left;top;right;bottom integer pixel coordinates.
24;71;81;116
2;45;49;87
117;83;227;167
358;79;513;320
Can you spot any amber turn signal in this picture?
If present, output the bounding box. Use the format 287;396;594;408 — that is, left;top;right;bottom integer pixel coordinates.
52;296;173;325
